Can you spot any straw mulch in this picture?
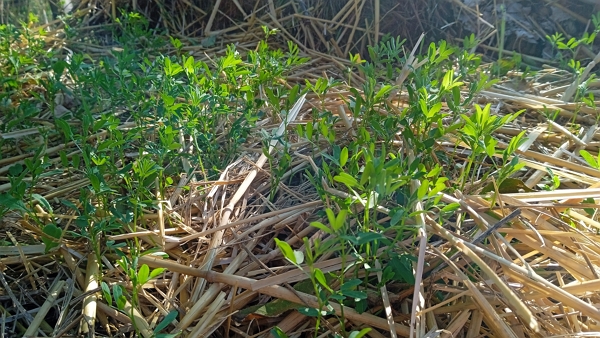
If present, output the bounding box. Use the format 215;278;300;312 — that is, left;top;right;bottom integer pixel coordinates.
3;0;600;337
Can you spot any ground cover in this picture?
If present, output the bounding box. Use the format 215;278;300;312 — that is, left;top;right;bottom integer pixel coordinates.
3;5;600;338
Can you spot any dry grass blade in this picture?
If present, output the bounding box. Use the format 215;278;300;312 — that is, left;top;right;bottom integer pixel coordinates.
80;253;99;334
140;255;412;336
23;280;65;337
409;156;428;338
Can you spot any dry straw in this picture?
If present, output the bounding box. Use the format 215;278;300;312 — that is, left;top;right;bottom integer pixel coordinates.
3;0;600;337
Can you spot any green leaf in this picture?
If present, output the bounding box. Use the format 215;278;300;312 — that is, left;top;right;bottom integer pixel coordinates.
355;298;367;313
8;163;24;176
582;197;596;216
184;55;195;74
298;307;321;317
340;279;362;291
154;310;178;333
310;221;333;234
428;177;448;197
314;268;332;292
341;290;367;301
305;122;313;139
485;137;497;157
427;102;442;118
390;208;405;226
340;147;348;167
374;84;393;101
0;193;27;213
32;194;52;214
138;264;149;285
360;161;374;187
59;150;69;167
42;224;62;253
441;202;460;213
52;59;67;76
72;154;80;168
417;179;429;200
389;254;415;284
101;281;112;306
113;285;126;310
382;266;395;284
293;250;304;265
349;328;372;338
354;232;385;245
452;86;461;108
55;118;73;139
580;150;599;169
325;208;336;230
481;178;534;194
340;235;359;245
333;209;347;231
170;36;182;49
419;98;428;116
271;327;289;338
149;267;166;280
334;172;359;188
275;239;299;265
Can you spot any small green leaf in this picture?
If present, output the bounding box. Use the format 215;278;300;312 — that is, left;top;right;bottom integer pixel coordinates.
382;266;395;284
101;281;112;306
32;194;52;214
389;208;405;226
481;178;534;194
313;268;332;292
340;279;362;290
441;203;460;212
310;221;333;234
55;118;72;139
0;193;27;213
340;147;348;167
138;264;149;285
8;163;24;176
113;285;127;310
275;239;298;265
42;224;62;253
341;290;367;301
580;150;599;169
293;250;304;265
428;177;448;197
360;161;374;187
355;298;367;313
417;179;429;200
582;197;596;216
334;172;359;188
149;267;166;280
72;154;80;168
325;208;336;229
333;209;347;231
184;55;195;74
349;328;372;338
305;122;313;139
340;235;359;245
154;310;178;333
485;137;497;157
298;307;321;317
389;254;415;284
271;327;289;338
354;232;385;245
